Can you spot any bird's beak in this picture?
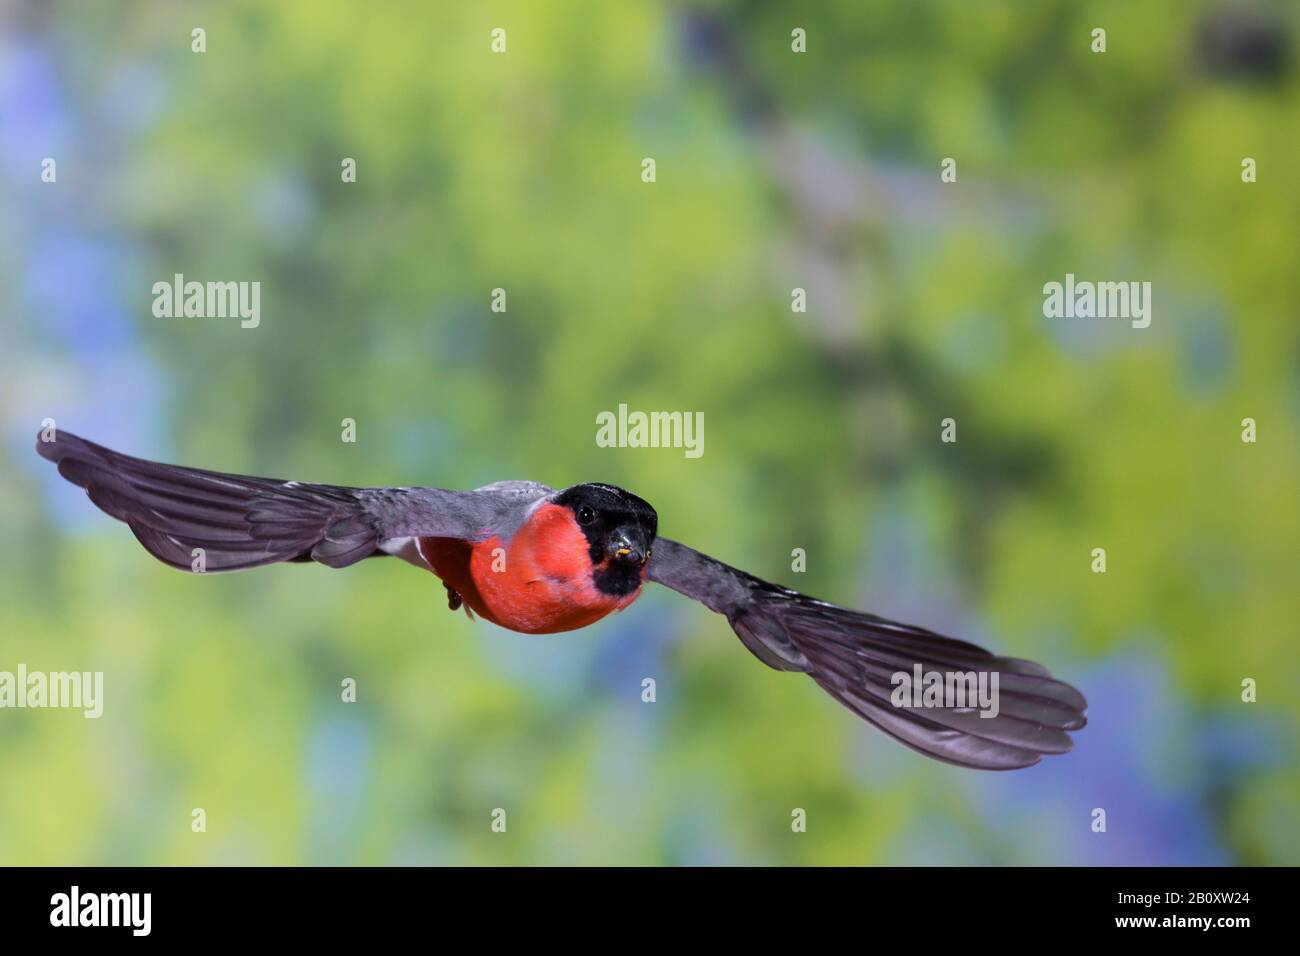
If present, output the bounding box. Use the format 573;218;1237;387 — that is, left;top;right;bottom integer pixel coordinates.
608;529;648;567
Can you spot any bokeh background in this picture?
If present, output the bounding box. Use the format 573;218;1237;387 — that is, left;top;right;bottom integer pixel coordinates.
2;0;1298;865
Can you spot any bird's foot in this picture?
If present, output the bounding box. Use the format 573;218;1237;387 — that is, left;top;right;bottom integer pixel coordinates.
444;584;463;612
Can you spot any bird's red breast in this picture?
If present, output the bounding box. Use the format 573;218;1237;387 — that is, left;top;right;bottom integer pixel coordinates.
417;502;645;634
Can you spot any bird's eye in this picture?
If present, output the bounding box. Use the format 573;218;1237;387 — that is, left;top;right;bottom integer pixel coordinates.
576;505;596;526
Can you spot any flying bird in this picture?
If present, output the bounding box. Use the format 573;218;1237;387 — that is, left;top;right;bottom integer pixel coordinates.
36;430;1086;769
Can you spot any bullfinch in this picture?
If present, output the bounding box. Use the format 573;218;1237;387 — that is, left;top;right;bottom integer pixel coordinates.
36;430;1086;769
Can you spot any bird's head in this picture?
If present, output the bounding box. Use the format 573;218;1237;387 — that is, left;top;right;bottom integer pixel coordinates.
553;483;658;595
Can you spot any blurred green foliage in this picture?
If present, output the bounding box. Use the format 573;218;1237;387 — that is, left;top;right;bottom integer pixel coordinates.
1;0;1297;864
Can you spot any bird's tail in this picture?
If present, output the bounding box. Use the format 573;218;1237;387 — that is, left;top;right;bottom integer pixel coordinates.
35;430;380;572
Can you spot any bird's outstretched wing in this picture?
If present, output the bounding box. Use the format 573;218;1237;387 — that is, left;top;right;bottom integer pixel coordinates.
35;430;513;572
647;537;1087;770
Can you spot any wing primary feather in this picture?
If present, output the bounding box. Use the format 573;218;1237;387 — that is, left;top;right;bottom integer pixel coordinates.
648;537;1087;770
37;430;547;572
